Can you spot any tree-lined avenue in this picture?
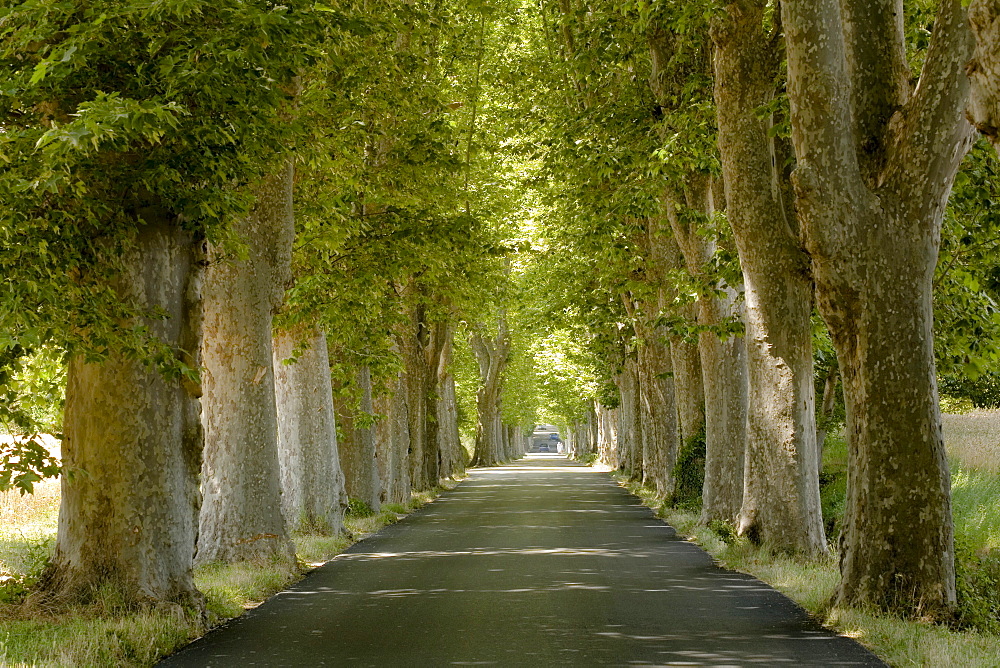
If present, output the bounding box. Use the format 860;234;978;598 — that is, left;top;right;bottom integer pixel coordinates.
160;455;883;667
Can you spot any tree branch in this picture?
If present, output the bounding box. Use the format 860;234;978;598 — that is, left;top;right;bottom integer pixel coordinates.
839;0;910;183
884;0;974;217
781;0;864;259
968;0;1000;149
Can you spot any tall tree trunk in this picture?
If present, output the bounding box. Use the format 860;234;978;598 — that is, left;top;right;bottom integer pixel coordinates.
422;320;449;486
587;407;599;456
782;0;973;612
337;366;381;513
375;371;412;506
712;5;825;554
398;310;426;490
670;329;705;446
436;324;462;478
398;298;441;490
437;370;464;478
198;162;296;566
615;359;642;478
597;402;620;468
658;189;748;524
697;291;748;524
273;327;347;535
633;216;684;498
648;23;745;521
470;319;510;467
636;326;679;499
815;360;839;476
40;219;203;610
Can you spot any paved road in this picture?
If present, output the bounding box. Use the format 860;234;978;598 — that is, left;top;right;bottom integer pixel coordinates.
161;455;884;666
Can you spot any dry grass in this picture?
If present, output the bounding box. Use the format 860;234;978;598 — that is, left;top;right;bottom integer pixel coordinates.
0;477;59;594
0;434;61;536
943;409;1000;471
0;478;60;530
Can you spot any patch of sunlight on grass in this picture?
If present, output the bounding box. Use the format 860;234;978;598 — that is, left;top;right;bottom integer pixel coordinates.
719;544;840;613
194;559;296;620
829;607;1000;668
0;478;60;586
951;467;1000;553
294;532;352;567
0;478;60;531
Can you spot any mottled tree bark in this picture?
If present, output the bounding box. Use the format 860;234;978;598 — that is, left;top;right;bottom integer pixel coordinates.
503;424;520;461
636;326;678;498
969;1;1000;150
596;402;620;467
661;183;747;525
713;4;824;554
422;320;449;485
637;217;684;498
375;371;412;506
782;0;973;612
615;358;642;478
398;302;429;489
587;408;599;456
41;219;203;610
437;373;464;479
568;409;597;459
670;328;705;446
273;327;347;535
470;319;510;467
198;162;296;566
435;325;463;478
336;366;381;514
697;291;748;524
397;299;447;490
648;29;746;524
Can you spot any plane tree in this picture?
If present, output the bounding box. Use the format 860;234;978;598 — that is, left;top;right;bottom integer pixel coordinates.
0;0;325;607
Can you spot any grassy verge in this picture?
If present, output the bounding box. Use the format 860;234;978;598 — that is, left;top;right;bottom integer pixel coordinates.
0;481;457;667
621;479;1000;666
615;421;1000;667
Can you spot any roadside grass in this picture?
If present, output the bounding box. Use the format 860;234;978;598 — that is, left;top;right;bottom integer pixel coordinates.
0;479;457;667
616;412;1000;666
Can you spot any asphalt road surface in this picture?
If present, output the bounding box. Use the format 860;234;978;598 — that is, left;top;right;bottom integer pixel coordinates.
161;454;885;667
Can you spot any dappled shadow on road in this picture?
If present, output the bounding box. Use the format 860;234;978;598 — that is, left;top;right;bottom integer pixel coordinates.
160;454;883;668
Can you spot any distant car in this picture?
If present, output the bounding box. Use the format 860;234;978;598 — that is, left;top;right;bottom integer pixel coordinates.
538;444;549;453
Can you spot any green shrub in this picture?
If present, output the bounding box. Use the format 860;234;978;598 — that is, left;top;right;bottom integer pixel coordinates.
950;463;1000;634
819;431;848;541
955;540;1000;633
346;498;375;518
818;471;847;540
0;535;53;604
670;430;705;509
940;373;1000;410
708;519;737;545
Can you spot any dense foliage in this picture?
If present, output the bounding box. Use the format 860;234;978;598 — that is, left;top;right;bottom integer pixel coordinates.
3;0;1000;636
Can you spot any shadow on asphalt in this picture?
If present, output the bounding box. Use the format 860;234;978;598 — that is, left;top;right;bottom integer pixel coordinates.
161;454;884;667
